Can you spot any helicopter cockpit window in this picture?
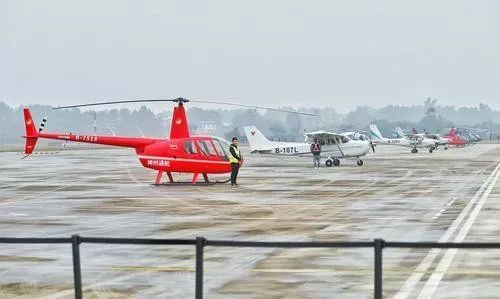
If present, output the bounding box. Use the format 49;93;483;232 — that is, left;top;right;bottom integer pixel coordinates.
214;138;230;160
214;139;229;160
184;141;197;154
197;140;217;156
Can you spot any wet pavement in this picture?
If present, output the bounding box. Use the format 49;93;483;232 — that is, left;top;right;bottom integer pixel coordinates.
1;144;500;298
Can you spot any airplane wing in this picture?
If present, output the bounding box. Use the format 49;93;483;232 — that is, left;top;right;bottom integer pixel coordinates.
305;131;345;141
406;133;425;139
305;131;346;157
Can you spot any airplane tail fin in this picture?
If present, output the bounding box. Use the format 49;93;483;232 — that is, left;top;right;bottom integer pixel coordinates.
395;127;406;138
369;124;384;141
23;108;38;155
243;126;272;152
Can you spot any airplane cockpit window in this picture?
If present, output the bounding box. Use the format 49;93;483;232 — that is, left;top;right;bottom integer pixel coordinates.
324;137;347;145
324;138;336;145
310;136;351;145
184;141;197;154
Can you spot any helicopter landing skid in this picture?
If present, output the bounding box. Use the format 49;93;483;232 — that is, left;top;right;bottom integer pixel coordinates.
153;171;231;185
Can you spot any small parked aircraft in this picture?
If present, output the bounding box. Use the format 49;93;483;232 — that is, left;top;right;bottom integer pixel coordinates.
369;124;437;153
394;127;449;150
423;133;450;150
445;127;469;147
243;126;371;167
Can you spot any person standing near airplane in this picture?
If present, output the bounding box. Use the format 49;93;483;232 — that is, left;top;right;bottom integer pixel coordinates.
229;137;242;186
310;137;321;168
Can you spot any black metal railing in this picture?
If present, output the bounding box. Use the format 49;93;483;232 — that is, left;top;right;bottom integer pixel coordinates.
1;235;500;299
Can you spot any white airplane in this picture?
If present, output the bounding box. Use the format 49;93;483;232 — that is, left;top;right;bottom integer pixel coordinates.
395;127;449;150
369;124;437;153
243;126;372;167
426;133;450;150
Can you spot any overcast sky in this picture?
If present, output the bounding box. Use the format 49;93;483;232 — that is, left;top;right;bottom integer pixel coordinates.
1;0;499;112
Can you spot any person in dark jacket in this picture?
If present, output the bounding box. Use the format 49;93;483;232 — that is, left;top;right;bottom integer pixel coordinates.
310;137;321;168
229;137;242;186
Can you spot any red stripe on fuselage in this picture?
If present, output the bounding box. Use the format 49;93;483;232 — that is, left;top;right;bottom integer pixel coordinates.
138;155;231;173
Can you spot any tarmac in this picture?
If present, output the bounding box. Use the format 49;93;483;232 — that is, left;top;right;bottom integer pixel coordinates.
1;143;500;298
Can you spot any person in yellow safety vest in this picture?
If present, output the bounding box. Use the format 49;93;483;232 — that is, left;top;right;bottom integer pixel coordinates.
310;137;321;169
229;137;243;186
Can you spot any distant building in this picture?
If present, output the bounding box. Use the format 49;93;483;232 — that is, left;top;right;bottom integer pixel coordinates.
193;120;217;135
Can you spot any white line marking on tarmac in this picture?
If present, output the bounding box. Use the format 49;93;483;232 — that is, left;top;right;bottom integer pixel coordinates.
432;198;457;219
394;161;500;299
9;213;29;217
432;213;441;220
417;161;500;298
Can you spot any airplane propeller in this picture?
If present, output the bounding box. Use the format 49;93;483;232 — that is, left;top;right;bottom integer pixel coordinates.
54;97;316;116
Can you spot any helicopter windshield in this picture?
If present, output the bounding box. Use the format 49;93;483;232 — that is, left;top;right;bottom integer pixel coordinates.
194;138;230;160
214;137;230;160
196;140;217;156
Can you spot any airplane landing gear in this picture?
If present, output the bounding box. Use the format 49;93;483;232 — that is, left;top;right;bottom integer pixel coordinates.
444;146;448;150
333;158;341;166
411;148;418;154
357;160;364;166
325;159;333;167
429;148;434;153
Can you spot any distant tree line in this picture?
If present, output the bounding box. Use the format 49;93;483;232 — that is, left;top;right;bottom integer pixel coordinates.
1;98;500;145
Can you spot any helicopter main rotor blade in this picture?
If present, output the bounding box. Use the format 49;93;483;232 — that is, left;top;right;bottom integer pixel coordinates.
53;98;316;116
189;100;315;116
53;98;187;110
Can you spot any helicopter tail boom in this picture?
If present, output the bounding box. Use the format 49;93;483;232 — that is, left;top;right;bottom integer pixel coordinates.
22;108;164;153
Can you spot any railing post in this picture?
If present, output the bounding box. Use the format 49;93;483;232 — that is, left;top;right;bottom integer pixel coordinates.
195;237;206;299
71;235;83;299
374;239;384;299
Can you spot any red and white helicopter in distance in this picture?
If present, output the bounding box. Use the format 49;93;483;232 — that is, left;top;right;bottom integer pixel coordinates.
22;98;313;185
444;127;470;147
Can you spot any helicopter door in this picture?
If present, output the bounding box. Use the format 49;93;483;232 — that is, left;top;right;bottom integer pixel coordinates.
196;140;218;156
214;140;229;160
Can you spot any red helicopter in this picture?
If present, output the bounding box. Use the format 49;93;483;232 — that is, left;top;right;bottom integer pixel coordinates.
22;98;311;184
444;127;469;148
